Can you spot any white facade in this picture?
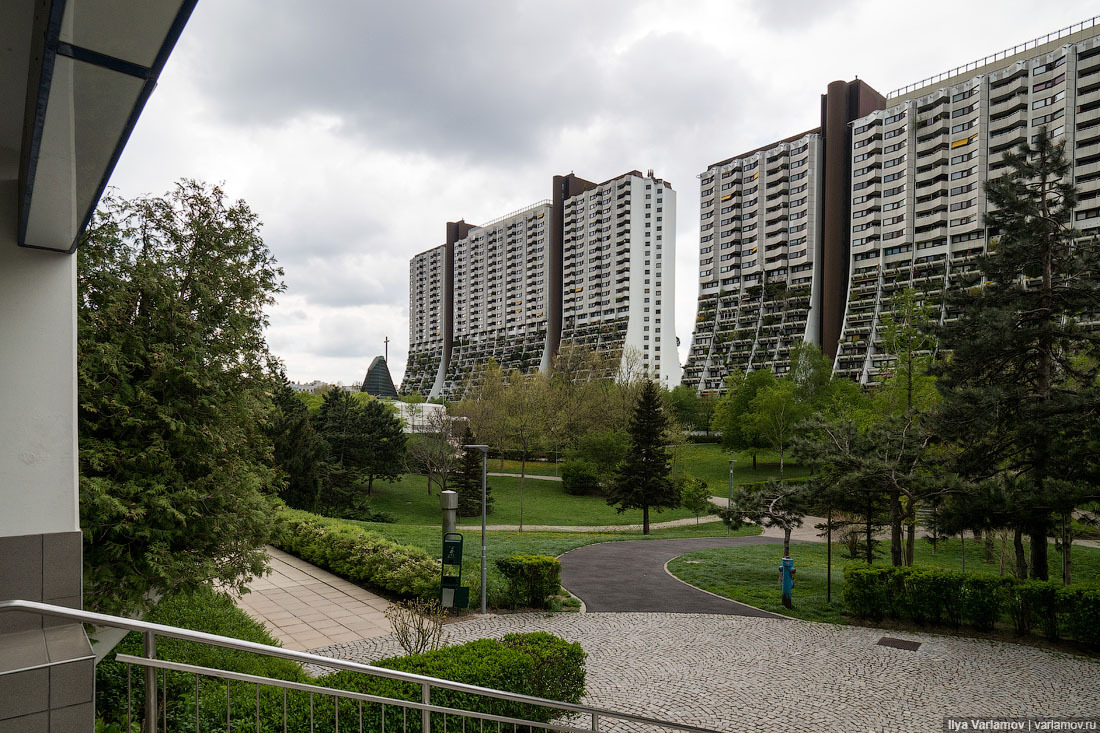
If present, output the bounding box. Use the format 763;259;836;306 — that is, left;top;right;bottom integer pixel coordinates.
402;244;448;396
444;201;553;397
560;171;680;386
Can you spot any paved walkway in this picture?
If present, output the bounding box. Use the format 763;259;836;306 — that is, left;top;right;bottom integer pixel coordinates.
312;612;1100;732
457;515;724;532
560;536;784;615
487;472;561;481
232;547;391;651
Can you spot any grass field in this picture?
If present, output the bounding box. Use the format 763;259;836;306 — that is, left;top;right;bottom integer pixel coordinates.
344;519;760;608
371;443;808;527
669;443;811;491
667;538;1100;625
369;473;701;526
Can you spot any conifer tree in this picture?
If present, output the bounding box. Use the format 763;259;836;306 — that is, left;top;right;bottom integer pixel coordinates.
934;128;1100;580
454;425;493;517
607;380;678;534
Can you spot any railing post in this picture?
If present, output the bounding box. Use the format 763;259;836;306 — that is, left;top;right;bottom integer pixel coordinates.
422;683;431;733
143;631;157;733
591;712;599;732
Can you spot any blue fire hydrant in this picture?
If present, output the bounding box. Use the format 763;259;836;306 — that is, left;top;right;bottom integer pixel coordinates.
780;556;795;608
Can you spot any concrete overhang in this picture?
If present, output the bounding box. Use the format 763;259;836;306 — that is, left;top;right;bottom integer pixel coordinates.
8;0;196;255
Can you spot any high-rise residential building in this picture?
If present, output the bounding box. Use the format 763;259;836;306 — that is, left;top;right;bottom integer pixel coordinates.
683;81;885;393
401;243;449;396
402;171;679;399
442;201;554;399
835;23;1100;383
560;170;681;386
684;18;1100;393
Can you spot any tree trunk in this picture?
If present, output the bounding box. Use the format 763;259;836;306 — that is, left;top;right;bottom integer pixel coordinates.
519;455;526;533
983;530;995;564
783;526;792;556
865;508;874;565
1062;513;1073;586
1029;519;1049;581
960;532;966;572
778;446;784;476
643;505;650;535
367;475;373;497
1014;525;1028;579
905;520;915;567
890;493;903;567
752;452;757;471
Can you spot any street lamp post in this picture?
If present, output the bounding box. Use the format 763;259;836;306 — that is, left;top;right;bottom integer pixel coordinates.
727;458;736;536
463;444;489;614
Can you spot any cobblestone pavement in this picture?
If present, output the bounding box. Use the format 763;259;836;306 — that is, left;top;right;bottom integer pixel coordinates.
309;612;1100;733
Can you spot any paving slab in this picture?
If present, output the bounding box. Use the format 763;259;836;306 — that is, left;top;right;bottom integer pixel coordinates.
313;612;1100;733
232;546;392;651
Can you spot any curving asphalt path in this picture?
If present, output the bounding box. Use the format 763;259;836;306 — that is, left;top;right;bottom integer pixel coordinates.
559;536;786;617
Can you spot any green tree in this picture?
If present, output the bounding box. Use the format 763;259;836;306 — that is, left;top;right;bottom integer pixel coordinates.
607;381;678;534
679;475;712;524
501;371;548;531
270;376;328;511
78;182;282;614
933;128;1100;580
876;288;939;416
744;380;809;475
358;399;407;495
454;424;493;517
665;385;701;430
717;480;810;556
711;369;776;469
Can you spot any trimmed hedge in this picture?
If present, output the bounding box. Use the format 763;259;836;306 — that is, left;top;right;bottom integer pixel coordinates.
843;565;1100;647
275;509;439;599
495;555;562;609
97;587;586;732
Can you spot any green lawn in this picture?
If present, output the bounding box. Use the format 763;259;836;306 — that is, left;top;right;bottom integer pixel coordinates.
345;519;759;609
369;473;700;526
667;538;1100;625
669;443;810;492
485;458;561;476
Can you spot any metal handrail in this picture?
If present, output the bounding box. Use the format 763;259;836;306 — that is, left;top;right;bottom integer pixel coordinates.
117;655;593;733
0;599;719;733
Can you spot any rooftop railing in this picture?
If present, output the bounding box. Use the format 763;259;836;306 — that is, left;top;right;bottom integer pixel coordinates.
888;15;1100;99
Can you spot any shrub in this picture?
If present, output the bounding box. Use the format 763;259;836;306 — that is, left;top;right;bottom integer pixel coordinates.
495;555;562;609
561;459;601;496
842;566;890;621
385;599;446;655
1018;580;1061;640
276;509;439;599
1059;585;1100;648
962;577;1007;632
95;587;306;727
317;632;586;731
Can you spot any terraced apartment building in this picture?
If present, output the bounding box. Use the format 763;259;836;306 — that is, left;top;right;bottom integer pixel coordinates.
835;21;1100;383
402;171;680;399
683;80;885;393
401;243;450;396
685;17;1100;392
560;171;681;386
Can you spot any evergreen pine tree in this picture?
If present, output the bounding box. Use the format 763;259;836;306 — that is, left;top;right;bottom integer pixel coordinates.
270;376;328;510
607;380;678;534
454;425;494;517
934;128;1100;580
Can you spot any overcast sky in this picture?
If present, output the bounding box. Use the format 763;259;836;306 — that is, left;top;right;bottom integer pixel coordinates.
109;1;1097;386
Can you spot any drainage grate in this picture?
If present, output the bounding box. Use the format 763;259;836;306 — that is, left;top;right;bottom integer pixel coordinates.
877;636;921;651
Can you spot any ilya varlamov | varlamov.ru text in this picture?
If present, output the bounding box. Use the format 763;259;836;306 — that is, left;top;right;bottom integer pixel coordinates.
944;719;1098;731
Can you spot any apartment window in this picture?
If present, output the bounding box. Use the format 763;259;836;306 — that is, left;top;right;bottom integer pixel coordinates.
885;111;905;124
884;126;906;139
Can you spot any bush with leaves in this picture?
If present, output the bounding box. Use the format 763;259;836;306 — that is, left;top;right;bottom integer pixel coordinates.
276;509;438;598
495;555;562;609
